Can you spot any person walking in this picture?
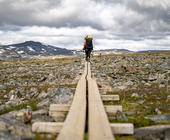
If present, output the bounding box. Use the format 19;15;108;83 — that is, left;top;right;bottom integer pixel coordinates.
83;35;93;61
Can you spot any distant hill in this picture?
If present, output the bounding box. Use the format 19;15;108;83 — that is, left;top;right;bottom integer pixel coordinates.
0;41;73;60
137;50;170;53
97;49;132;52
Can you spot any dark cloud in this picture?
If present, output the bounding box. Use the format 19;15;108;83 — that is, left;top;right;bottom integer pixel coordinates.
0;0;169;50
0;0;169;33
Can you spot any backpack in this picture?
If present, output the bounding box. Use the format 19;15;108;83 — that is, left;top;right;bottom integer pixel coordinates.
85;39;93;49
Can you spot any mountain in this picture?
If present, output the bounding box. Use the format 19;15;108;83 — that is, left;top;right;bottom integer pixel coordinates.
0;41;73;60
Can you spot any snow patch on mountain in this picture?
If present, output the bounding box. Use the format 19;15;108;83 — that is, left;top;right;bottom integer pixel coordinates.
27;46;35;52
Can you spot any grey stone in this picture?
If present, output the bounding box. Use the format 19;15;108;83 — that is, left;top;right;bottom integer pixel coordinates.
32;109;48;116
135;125;170;140
5;99;20;108
37;91;49;99
0;85;5;90
146;115;170;122
37;98;50;109
0;131;13;140
125;80;134;86
159;84;165;88
165;129;170;140
116;110;128;121
0;105;5;112
137;99;145;104
131;93;140;98
155;108;162;115
167;95;170;100
144;83;151;86
0;121;7;131
116;85;127;90
51;87;74;104
9;90;16;95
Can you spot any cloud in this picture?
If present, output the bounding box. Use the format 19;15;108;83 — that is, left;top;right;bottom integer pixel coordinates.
1;0;169;32
0;0;169;51
0;26;169;51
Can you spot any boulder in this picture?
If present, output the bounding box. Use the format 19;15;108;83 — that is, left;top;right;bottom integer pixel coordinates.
135;125;170;140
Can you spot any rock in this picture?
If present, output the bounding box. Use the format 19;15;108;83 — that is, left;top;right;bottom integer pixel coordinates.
5;99;20;108
101;73;106;77
0;85;5;90
47;88;58;97
160;62;170;70
131;93;140;98
8;125;33;138
32;109;48;116
148;76;157;81
117;85;127;90
137;99;145;104
167;95;170;100
125;80;134;86
37;98;50;109
165;129;170;140
52;87;74;104
0;121;7;131
155;108;162;115
29;88;38;98
37;91;49;99
0;105;5;113
0;131;13;140
38;76;47;82
16;111;24;119
3;95;8;99
145;64;150;67
116;110;128;121
9;90;16;95
9;95;16;101
135;125;170;140
159;84;165;88
146;115;170;123
144;83;151;86
97;83;102;88
16;90;22;98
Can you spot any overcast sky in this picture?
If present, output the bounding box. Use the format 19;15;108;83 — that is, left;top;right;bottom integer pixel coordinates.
0;0;170;51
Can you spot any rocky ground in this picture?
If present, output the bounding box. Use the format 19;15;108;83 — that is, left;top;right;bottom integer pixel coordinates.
0;57;83;140
0;52;170;140
91;52;170;140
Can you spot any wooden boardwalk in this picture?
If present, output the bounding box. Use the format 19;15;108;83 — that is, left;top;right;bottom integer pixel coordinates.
32;62;134;140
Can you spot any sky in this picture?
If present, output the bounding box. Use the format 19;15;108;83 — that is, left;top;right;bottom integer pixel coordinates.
0;0;170;51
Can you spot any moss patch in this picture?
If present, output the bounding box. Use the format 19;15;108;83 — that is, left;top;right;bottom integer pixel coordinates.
0;100;38;115
115;136;136;140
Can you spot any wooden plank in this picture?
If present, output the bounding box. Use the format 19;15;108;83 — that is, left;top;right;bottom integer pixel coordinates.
49;104;122;115
49;104;70;112
87;62;115;140
101;95;119;101
32;122;134;135
49;104;69;121
111;123;134;134
57;62;87;140
32;122;63;133
105;105;122;114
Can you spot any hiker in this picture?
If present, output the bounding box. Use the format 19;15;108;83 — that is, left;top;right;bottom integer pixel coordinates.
83;35;93;61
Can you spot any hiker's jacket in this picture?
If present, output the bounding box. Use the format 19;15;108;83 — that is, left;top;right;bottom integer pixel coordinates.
83;39;93;50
